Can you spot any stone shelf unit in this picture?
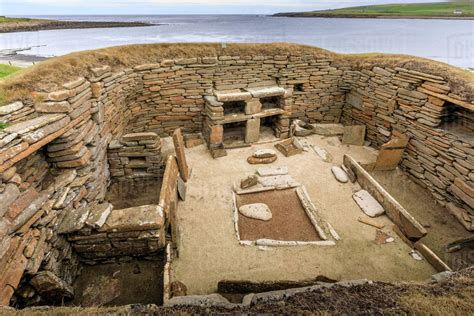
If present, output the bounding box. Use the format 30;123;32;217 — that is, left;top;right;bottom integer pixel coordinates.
203;86;292;149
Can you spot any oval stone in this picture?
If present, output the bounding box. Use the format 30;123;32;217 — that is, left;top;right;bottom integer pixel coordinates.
331;166;348;183
239;203;272;221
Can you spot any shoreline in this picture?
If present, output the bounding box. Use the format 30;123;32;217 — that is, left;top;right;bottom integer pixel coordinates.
273;13;474;20
0;19;155;33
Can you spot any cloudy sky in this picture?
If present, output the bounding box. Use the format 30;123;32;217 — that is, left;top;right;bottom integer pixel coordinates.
1;0;442;15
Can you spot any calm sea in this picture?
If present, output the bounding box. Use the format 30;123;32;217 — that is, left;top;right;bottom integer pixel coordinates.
1;15;473;68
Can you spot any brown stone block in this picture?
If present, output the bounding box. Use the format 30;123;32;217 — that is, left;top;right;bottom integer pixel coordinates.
5;188;39;221
208;124;223;145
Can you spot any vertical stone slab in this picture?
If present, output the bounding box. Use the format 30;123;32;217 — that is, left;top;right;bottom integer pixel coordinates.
374;131;409;171
245;118;260;143
209;125;223;146
173;128;190;182
342;125;366;146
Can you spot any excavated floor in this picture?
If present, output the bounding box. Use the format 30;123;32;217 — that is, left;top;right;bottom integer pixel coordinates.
170;134;439;295
371;170;474;270
71;258;164;307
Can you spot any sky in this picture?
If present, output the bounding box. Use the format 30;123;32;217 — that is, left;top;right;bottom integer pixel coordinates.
0;0;447;15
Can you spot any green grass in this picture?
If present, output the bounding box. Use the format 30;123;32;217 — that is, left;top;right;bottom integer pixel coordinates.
0;64;22;79
0;16;32;23
299;2;474;17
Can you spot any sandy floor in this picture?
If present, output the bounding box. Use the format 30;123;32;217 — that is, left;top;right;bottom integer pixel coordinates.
171;134;436;295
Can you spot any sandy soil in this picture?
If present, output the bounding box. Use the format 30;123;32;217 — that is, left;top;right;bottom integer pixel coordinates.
237;188;321;241
170;134;436;295
72;258;164;307
372;170;474;270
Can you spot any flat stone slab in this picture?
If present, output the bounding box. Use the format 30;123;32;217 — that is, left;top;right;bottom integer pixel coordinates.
85;203;113;229
257;166;288;177
239;203;272;221
312;146;333;163
331;166;348;183
312;123;344;136
248;156;277;165
342;125;366;146
214;89;252;102
353;190;385;218
99;205;164;233
245;86;285;98
258;175;298;188
122;132;158;142
253;149;277;158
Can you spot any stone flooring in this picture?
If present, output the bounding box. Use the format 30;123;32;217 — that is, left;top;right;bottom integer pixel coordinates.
170;134;437;295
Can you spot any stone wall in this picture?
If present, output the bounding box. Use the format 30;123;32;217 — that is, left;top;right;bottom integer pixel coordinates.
0;44;472;306
341;66;473;226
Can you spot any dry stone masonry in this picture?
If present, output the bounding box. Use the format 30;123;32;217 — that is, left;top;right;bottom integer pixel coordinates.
0;44;472;306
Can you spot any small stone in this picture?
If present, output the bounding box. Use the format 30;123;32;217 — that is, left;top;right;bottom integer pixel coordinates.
253;149;276;158
410;250;424;261
331;166;349;183
241;175;258;189
239;203;272;221
313;146;333;163
353;190;385;217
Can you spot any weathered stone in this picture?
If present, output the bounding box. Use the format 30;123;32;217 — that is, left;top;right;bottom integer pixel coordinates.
245;86;285;98
0;102;24;115
122;132;158;142
257;166;288;177
312;123;344;136
258;175;298;188
239;203;272;221
353;190;385;217
173;128;190;182
241;175;258;189
5;188;39;220
22;116;71;144
331;166;348;183
312;145;333;163
292;120;313;137
454;178;474;198
342;125;366;146
0;184;20;217
374;132;409;171
214;89;252;102
100;205;164;233
245;118;260;143
30;271;74;303
253;149;276;158
4;114;66;134
58;203;90;234
245;100;262;115
85;203;113;229
35;101;72;113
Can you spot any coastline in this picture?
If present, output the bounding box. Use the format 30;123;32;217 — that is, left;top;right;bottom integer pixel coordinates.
0;19;155;33
273;13;474;20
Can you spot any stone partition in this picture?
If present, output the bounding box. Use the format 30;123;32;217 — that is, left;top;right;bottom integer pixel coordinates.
0;43;472;306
